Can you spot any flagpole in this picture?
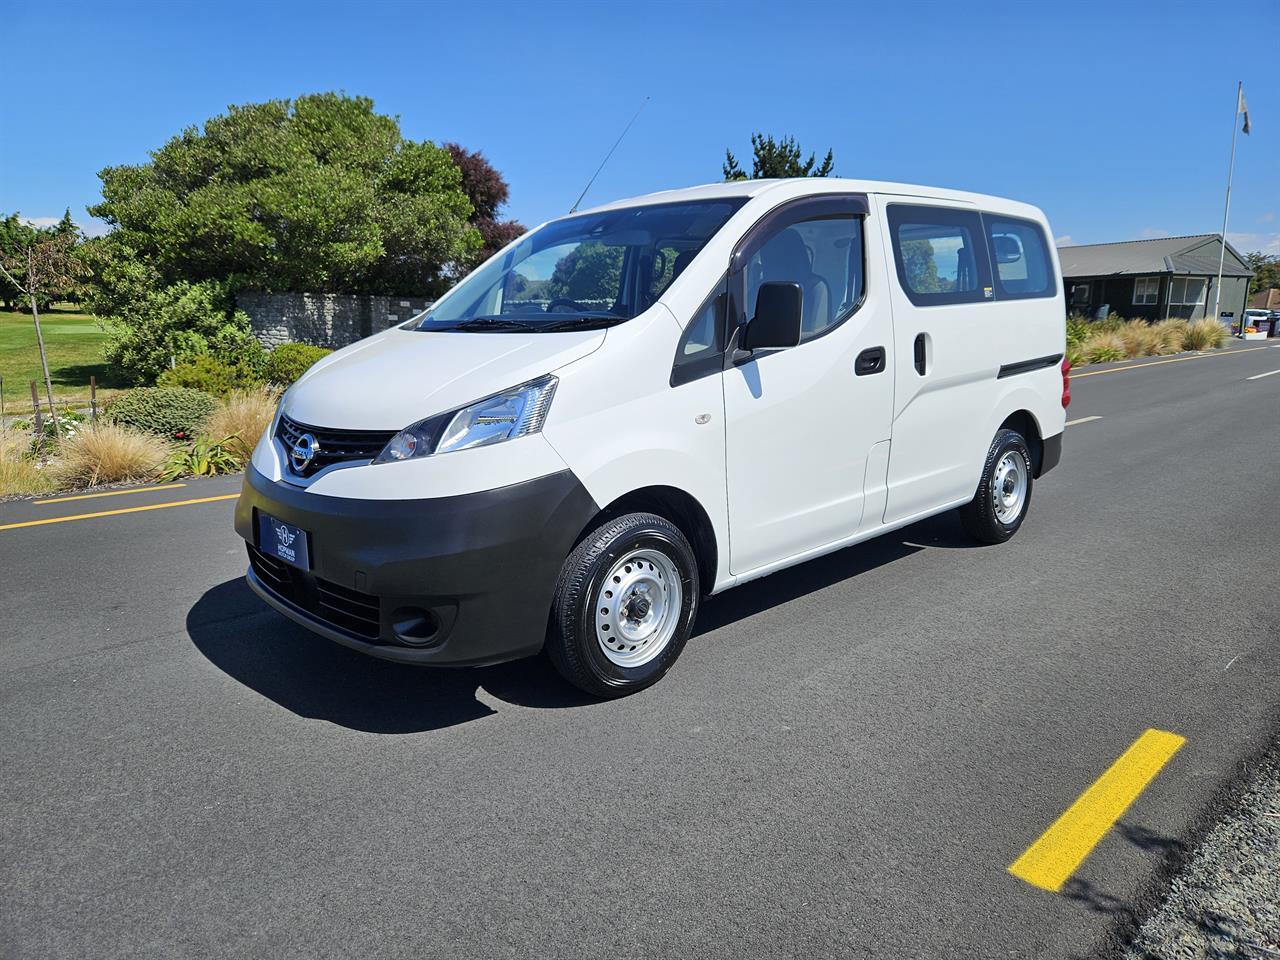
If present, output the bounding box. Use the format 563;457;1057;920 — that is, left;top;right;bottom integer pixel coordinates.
1214;81;1241;333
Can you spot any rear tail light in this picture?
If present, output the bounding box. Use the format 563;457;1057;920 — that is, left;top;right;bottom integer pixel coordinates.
1061;356;1072;409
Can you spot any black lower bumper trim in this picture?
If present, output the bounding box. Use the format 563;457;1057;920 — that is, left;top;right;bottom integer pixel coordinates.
235;465;599;666
1039;431;1063;476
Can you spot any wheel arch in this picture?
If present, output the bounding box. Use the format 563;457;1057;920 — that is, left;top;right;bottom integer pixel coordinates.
998;409;1046;476
576;485;720;594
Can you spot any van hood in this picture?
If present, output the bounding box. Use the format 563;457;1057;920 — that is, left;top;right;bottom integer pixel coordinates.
283;327;606;430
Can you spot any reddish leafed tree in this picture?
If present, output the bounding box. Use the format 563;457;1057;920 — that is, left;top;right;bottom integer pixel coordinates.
445;143;525;265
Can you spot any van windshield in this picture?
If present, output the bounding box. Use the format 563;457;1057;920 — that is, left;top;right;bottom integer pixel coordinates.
411;199;745;333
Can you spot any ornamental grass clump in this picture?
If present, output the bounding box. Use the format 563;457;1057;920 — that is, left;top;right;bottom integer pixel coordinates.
0;426;55;496
1152;319;1191;354
50;423;170;487
205;386;281;462
1083;332;1127;364
1117;320;1163;358
1184;318;1227;351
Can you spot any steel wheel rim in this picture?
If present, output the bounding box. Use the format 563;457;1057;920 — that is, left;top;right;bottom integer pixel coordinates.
595;548;682;668
992;451;1027;525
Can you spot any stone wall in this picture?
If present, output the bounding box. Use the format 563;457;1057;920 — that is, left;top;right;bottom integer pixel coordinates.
237;293;434;349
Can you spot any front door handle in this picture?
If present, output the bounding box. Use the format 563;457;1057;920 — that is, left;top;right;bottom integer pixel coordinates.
855;346;886;376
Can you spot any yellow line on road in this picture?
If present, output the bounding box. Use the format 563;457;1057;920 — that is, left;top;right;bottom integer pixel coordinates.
1008;728;1185;893
0;494;238;532
34;483;187;505
1071;346;1267;378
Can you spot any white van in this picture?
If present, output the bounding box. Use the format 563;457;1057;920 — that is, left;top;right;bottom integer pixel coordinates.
235;178;1068;696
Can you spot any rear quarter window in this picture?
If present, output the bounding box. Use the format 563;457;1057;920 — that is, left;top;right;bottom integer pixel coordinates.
983;215;1056;300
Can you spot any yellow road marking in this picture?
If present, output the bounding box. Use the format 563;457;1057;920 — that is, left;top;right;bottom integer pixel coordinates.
34;483;187;505
0;494;238;532
1072;346;1267;378
1008;728;1185;892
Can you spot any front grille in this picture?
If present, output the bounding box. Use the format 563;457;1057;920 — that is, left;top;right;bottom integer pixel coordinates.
248;545;382;641
276;414;397;479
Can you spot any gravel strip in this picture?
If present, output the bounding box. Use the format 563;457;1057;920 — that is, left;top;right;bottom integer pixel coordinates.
1123;747;1280;958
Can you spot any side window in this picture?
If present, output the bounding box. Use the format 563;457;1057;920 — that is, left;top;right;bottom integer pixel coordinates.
887;204;992;307
671;279;728;387
744;216;863;341
984;215;1055;299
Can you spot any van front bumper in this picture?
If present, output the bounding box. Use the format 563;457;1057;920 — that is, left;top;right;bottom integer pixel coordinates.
234;465;598;666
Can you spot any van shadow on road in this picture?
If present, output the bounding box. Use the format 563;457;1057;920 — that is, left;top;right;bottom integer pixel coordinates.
188;512;976;734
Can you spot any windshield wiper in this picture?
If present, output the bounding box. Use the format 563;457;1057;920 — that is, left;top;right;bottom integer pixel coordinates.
541;314;626;332
447;317;538;332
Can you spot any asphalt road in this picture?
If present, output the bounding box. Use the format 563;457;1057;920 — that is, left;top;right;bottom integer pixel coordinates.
4;341;1280;960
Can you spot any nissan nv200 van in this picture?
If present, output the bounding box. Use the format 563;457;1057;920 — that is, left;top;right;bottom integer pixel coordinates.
235;178;1068;697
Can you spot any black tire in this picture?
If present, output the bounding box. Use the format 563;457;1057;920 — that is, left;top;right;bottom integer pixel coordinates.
547;512;699;698
958;428;1034;544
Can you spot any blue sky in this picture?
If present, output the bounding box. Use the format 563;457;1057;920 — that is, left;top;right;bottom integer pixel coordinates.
4;0;1277;255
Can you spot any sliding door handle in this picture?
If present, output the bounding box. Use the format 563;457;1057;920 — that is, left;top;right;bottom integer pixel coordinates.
913;334;927;376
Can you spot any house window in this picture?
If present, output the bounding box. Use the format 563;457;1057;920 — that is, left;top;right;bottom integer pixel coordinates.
1071;282;1090;306
1168;277;1207;306
1133;276;1160;305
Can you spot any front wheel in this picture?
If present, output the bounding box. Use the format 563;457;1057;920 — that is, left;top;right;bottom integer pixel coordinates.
958;428;1033;544
547;512;699;698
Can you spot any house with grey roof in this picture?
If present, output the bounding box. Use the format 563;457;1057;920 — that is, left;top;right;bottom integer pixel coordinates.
1056;235;1253;323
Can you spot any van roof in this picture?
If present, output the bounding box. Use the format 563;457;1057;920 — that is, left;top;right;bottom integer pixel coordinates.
576;178;1041;216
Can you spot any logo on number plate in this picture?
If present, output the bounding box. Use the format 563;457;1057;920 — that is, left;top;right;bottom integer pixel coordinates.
290;433;319;473
275;523;296;548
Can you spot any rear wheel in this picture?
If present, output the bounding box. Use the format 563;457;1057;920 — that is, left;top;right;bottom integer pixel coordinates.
547;512;699;698
958;428;1033;544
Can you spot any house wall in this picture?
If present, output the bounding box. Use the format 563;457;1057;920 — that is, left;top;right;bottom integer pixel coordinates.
237;293;434;348
1064;273;1251;323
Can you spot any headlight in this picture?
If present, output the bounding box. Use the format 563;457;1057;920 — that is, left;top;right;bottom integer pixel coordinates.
374;375;558;463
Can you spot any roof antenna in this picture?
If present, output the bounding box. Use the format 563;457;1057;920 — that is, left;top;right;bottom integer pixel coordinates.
569;96;650;214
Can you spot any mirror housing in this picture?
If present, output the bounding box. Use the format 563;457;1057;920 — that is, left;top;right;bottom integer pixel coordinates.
993;234;1023;264
743;282;803;351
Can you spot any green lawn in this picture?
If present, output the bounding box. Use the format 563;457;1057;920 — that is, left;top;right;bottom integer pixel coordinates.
0;306;125;415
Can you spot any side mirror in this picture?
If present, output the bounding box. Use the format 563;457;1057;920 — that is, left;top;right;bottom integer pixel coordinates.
743;281;803;351
993;234;1023;264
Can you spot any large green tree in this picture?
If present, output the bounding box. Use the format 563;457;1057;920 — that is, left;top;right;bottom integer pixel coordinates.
89;93;480;296
1245;250;1280;297
723;134;835;181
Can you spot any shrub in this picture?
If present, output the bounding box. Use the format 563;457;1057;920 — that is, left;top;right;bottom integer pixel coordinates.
103;386;218;439
93;274;267;385
206;386;281;461
159;436;242;481
1084;332;1127;364
265;343;333;386
1066;342;1088;369
1152;319;1190;355
1185;317;1227;351
50;424;170;487
1066;314;1092;348
157;355;262;398
0;457;55;496
1117;320;1163;358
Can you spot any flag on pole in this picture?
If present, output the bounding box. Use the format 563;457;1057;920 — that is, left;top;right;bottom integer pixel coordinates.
1239;86;1251;135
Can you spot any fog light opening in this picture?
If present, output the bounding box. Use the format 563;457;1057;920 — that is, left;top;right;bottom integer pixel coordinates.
391;607;440;646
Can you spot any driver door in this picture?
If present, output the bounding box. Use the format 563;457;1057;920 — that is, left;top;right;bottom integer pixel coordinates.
722;196;895;575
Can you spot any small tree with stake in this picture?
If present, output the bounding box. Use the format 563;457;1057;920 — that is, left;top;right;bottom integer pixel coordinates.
0;232;89;437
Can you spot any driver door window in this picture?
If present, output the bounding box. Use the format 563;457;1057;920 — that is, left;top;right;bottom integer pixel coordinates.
743;217;863;342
